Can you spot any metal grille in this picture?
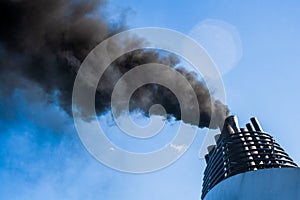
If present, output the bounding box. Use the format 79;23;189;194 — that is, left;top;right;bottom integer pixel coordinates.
201;117;298;200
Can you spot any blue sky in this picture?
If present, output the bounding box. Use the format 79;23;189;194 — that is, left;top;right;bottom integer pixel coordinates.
1;0;300;200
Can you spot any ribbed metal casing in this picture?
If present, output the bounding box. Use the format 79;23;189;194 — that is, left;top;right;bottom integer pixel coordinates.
201;119;298;200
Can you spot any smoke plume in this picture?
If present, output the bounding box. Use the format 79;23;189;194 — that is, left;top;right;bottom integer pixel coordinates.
0;0;229;129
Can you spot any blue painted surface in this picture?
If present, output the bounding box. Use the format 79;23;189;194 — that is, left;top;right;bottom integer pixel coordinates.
204;168;300;200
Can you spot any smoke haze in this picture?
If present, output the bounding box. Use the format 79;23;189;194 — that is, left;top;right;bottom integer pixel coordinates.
0;0;229;128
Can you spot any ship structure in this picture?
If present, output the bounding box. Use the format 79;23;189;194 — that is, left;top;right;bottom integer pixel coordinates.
201;115;298;200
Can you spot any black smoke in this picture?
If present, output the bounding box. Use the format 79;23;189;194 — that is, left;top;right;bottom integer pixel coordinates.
0;0;229;129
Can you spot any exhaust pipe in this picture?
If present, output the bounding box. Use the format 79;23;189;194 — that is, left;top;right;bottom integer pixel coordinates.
246;123;255;131
225;115;241;133
250;117;264;132
220;115;240;136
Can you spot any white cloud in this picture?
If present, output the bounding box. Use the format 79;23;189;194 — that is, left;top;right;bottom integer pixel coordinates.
170;144;188;153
